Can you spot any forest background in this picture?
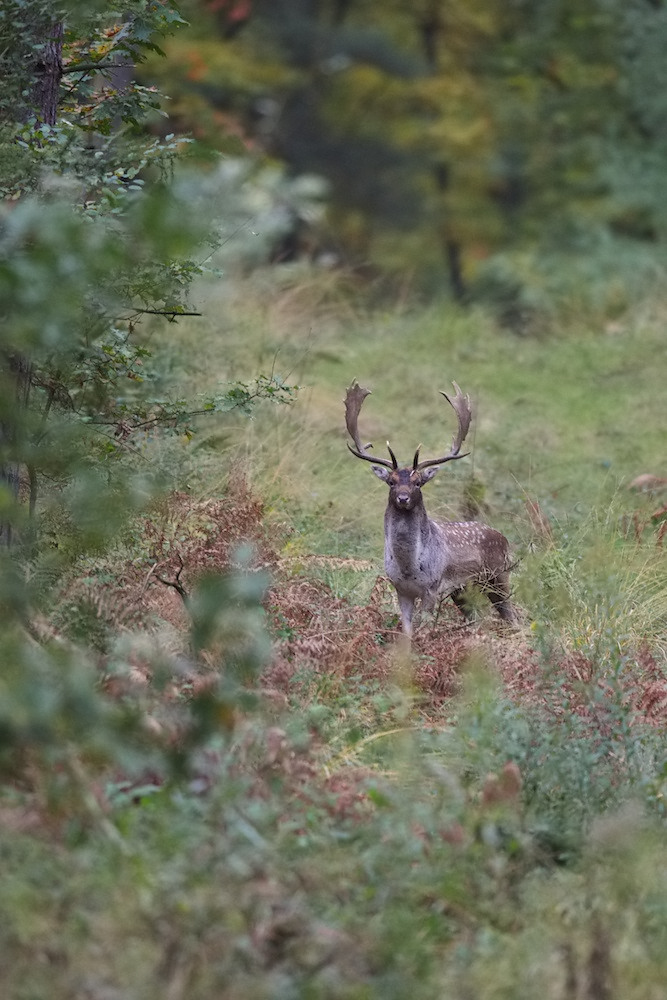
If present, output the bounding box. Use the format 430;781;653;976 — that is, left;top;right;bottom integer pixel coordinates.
0;2;666;998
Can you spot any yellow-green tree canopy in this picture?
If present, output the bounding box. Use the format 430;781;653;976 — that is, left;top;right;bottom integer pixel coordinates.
148;0;667;297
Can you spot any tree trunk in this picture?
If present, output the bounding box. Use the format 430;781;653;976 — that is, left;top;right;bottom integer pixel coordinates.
31;20;64;125
0;17;63;546
0;356;31;548
418;2;442;71
443;238;467;304
418;16;468;303
432;162;468;302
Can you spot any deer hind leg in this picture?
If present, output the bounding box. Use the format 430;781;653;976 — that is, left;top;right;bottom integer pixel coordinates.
484;572;517;624
450;587;475;622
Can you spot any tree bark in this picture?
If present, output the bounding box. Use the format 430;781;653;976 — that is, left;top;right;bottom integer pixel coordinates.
0;356;31;548
31;20;64;125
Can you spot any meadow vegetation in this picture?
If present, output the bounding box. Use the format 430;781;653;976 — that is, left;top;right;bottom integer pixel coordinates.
2;4;667;996
2;259;666;999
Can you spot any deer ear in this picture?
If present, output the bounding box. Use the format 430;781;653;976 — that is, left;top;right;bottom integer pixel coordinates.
420;466;440;484
372;466;392;483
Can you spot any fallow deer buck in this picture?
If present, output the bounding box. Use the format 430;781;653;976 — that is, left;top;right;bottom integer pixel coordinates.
345;380;517;638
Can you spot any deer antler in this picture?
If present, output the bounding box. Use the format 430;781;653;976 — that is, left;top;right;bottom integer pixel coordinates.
345;381;396;469
413;382;472;470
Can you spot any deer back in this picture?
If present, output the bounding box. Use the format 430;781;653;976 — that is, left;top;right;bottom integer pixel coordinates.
436;519;512;585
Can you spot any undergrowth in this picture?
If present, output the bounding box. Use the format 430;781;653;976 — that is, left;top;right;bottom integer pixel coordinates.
2;268;667;999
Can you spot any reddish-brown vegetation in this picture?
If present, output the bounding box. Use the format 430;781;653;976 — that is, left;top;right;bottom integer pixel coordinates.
60;480;667;737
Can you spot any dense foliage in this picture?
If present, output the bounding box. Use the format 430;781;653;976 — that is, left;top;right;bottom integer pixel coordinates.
145;0;667;302
0;2;294;781
0;0;296;543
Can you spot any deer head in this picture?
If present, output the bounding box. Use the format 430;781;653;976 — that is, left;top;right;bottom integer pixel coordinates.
344;379;472;510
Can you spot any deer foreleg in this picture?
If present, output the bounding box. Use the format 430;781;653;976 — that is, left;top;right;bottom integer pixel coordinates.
397;593;416;638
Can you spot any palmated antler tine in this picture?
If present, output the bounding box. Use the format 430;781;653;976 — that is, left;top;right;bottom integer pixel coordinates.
344;381;396;468
414;381;472;470
443;381;472;455
344;380;371;451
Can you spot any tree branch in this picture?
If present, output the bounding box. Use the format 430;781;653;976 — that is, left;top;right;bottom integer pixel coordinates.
61;61;130;75
154;554;189;603
131;309;203;317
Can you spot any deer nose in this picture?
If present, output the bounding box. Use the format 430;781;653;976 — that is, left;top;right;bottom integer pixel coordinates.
396;491;410;506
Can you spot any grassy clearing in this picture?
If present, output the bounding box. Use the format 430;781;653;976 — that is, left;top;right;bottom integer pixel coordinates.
159;266;666;578
2;266;667;999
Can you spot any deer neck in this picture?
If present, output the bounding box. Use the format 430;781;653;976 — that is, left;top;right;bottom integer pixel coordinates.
384;496;432;568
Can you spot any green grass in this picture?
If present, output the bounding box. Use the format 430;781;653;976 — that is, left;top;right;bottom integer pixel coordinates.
158;267;667;586
2;670;666;1000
